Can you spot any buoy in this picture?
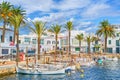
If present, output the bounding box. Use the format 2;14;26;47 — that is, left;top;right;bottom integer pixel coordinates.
80;74;84;78
80;69;84;73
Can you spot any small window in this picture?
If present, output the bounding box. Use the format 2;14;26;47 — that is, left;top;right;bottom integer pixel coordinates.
10;36;12;42
52;41;55;44
19;40;21;43
24;37;30;42
50;35;54;37
95;41;98;44
116;33;119;37
47;41;51;44
116;40;119;46
108;40;111;44
1;35;2;42
32;39;36;44
41;39;44;44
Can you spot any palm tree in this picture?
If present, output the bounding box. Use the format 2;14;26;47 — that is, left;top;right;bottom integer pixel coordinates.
8;14;26;66
29;21;46;61
94;44;100;53
86;35;96;54
0;1;12;42
92;36;100;53
65;21;73;56
10;6;26;42
96;20;115;53
48;24;62;63
75;33;84;56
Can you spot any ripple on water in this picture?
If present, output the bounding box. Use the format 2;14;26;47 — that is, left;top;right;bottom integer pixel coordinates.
0;60;120;80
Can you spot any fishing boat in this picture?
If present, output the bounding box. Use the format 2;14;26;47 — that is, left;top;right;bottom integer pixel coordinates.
16;64;75;75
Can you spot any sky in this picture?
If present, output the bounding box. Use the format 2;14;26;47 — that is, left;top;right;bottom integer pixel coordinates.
0;0;120;35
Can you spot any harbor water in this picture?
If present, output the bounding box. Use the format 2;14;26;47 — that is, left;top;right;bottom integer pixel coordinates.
0;60;120;80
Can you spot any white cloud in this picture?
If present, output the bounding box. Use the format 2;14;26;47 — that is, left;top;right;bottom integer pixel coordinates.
1;0;54;14
1;0;91;14
1;0;120;34
31;10;80;25
84;27;92;32
54;0;90;11
74;21;94;30
79;22;93;27
81;3;110;18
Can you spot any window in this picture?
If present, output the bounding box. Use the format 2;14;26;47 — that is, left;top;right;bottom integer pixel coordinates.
2;49;8;54
116;33;119;37
95;41;98;44
116;40;119;46
32;39;36;44
1;35;2;42
52;41;55;44
41;39;44;44
108;40;111;44
50;35;54;37
47;40;51;44
24;37;30;42
75;47;80;51
107;48;112;53
19;40;21;43
10;36;12;42
57;41;59;44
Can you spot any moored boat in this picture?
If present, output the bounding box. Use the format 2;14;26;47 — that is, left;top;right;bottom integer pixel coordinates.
16;64;75;75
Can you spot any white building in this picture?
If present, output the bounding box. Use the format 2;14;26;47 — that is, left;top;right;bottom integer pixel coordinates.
19;31;63;53
61;30;99;54
0;24;119;56
0;28;14;56
107;25;120;53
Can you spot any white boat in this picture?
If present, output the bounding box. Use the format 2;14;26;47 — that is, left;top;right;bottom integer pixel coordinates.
112;57;118;61
16;64;75;75
106;57;118;61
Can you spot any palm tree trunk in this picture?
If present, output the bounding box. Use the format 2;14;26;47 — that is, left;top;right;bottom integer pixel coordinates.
26;47;28;69
88;42;91;54
16;30;19;67
55;34;58;63
2;21;6;42
13;28;16;43
38;37;40;60
79;41;81;57
105;36;107;53
68;31;71;55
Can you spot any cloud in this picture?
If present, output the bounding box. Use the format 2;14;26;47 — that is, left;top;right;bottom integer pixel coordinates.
1;0;120;34
31;9;80;26
81;3;110;19
1;0;54;14
53;0;90;11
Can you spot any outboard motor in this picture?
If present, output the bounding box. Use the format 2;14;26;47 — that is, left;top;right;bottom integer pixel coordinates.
65;69;72;76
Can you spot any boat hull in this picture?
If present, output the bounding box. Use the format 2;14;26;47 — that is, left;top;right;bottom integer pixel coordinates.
16;66;75;75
